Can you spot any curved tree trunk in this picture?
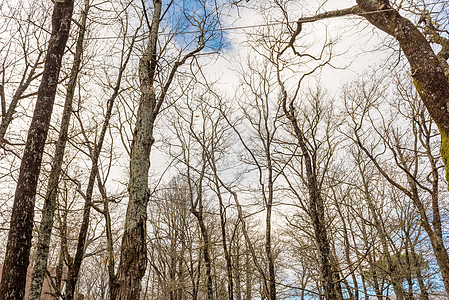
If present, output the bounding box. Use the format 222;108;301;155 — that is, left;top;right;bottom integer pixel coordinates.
355;0;449;185
0;1;74;299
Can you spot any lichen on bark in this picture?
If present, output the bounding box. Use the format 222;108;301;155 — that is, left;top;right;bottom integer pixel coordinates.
439;128;449;185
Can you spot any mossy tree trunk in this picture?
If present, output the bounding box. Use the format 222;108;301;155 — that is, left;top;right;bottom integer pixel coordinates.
111;1;162;297
112;0;205;297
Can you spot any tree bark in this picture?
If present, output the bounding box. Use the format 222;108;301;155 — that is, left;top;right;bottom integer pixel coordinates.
112;0;204;297
214;180;234;300
189;152;214;300
265;147;276;300
112;1;162;298
27;2;89;299
245;252;252;300
0;1;74;299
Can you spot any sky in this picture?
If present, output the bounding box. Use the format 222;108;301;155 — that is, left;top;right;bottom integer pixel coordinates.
148;0;392;176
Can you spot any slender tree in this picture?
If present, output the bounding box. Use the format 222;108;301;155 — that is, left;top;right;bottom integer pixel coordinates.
64;21;137;299
27;1;90;299
0;1;48;147
0;1;74;298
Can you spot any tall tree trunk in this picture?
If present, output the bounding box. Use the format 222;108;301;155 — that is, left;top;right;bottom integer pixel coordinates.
27;2;89;299
356;158;406;299
63;15;135;299
234;233;242;300
112;0;204;296
97;175;119;300
265;156;276;300
112;1;162;298
245;252;252;300
0;1;74;299
196;216;213;300
279;88;341;300
409;242;429;300
209;155;234;299
217;190;234;300
189;152;214;300
54;241;65;297
335;198;358;300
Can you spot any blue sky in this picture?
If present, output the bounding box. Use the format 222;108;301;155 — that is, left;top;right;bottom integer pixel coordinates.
166;0;228;51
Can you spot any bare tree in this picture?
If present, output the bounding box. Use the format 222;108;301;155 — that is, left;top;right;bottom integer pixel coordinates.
63;16;138;299
27;1;91;298
0;1;74;298
112;0;219;297
344;70;449;296
0;0;49;147
275;0;449;187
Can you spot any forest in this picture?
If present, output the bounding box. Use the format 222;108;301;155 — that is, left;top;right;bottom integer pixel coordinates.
0;0;449;299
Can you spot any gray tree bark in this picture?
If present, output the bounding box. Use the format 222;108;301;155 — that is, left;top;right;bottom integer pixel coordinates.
27;2;90;299
112;1;162;297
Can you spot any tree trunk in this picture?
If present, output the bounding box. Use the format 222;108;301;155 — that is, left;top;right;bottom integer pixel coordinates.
97;175;119;300
217;191;234;300
189;153;214;300
55;242;65;297
112;1;162;298
209;156;234;299
27;2;89;299
265;157;276;300
234;234;242;300
280;91;341;300
409;243;429;300
335;200;358;300
0;1;74;299
245;252;252;300
195;215;214;300
359;163;405;300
